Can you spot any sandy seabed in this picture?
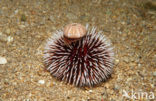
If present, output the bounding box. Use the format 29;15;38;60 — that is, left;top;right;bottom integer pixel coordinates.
0;0;155;101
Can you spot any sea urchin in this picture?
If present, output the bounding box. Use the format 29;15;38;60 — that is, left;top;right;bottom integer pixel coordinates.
44;23;114;87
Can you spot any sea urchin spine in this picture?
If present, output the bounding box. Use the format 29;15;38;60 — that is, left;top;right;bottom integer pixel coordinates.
44;23;114;87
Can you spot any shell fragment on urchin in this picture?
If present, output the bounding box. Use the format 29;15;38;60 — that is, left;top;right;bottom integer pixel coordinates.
44;25;114;87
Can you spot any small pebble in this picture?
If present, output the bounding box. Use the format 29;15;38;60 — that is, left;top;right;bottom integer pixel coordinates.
138;63;141;67
7;36;13;42
0;32;13;42
153;71;156;77
151;84;154;88
0;57;7;64
115;59;119;65
14;9;19;14
38;80;45;84
88;90;93;93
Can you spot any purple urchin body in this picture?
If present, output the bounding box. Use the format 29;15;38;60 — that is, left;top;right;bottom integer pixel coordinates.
44;26;114;87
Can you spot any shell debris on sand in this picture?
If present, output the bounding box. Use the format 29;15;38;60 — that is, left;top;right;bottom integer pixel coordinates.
38;80;45;85
0;56;7;64
0;32;13;43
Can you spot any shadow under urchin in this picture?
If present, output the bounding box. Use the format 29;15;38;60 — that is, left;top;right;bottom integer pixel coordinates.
44;26;114;87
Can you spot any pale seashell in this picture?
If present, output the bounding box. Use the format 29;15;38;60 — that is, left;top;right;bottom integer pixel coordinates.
63;23;86;39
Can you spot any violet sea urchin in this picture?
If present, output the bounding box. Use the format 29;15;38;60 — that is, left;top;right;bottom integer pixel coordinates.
44;23;114;87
